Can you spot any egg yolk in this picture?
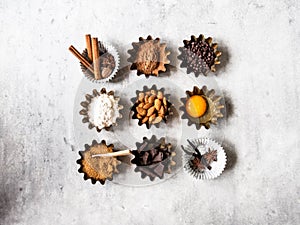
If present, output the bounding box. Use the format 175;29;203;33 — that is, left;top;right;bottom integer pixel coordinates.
185;95;207;118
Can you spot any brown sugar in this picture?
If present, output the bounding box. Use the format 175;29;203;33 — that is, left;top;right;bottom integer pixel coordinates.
78;141;120;185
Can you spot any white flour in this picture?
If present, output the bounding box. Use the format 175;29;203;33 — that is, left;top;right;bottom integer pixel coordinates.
88;94;121;129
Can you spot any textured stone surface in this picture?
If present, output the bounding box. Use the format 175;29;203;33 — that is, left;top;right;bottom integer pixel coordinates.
0;0;300;224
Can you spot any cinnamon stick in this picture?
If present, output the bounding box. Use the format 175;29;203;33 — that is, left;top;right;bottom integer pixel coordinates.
92;37;101;80
92;150;132;158
85;34;93;62
69;45;94;74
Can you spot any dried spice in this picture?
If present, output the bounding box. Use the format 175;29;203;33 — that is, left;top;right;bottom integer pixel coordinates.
69;34;119;82
128;35;170;76
189;148;218;172
178;34;221;76
77;140;121;185
203;148;218;164
131;136;176;181
183;138;227;180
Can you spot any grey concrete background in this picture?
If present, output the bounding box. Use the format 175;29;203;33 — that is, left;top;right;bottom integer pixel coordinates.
0;0;300;224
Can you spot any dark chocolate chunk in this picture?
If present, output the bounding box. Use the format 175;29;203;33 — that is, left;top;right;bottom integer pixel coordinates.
131;137;175;180
153;163;164;178
152;152;163;163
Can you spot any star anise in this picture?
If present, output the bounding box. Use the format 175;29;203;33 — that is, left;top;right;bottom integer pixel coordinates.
203;148;218;164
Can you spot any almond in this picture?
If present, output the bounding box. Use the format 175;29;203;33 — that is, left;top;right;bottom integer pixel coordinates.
137;114;142;119
137;107;146;116
158;106;165;116
163;97;167;106
150;90;157;95
154;99;161;111
138;102;145;108
144;95;149;103
157;91;163;100
149;114;156;123
142;116;149;124
148;95;156;103
147;106;155;117
138;93;145;102
143;102;153;109
152;116;162;124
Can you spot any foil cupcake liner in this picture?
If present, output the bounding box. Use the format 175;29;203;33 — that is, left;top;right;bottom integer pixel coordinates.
183;138;226;180
130;85;173;129
79;88;123;132
180;86;224;130
80;41;120;83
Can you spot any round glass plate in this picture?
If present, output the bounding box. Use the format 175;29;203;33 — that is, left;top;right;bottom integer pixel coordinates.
73;67;227;186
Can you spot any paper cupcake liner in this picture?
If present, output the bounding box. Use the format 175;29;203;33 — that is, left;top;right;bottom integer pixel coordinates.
183;138;226;180
79;88;123;132
80;41;120;83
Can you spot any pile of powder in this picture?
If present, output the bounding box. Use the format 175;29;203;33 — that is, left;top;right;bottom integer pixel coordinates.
88;93;120;129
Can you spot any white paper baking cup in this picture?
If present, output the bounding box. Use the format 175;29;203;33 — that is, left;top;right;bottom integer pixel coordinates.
81;41;120;83
183;138;226;180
